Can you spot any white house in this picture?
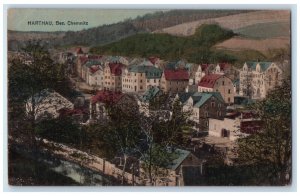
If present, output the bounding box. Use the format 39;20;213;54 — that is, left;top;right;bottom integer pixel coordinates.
26;89;74;121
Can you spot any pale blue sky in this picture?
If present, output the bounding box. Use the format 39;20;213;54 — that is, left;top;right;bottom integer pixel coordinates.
8;9;162;32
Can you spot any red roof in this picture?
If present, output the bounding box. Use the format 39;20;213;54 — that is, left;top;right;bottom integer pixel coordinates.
91;90;123;105
218;63;231;71
198;74;223;88
89;65;100;74
240;121;262;134
79;56;88;64
109;63;124;76
164;69;189;81
75;47;83;54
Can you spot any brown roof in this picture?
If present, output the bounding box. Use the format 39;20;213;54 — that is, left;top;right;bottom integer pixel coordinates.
109;63;125;76
164;69;189;81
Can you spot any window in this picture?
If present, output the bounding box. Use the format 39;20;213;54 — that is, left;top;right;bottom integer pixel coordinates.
154;79;156;83
211;102;215;108
218;103;221;108
140;86;143;90
228;89;231;94
140;80;142;83
147;79;149;83
222;81;225;85
228;97;231;102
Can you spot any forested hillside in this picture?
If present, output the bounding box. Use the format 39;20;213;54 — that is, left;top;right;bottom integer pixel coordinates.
90;24;237;64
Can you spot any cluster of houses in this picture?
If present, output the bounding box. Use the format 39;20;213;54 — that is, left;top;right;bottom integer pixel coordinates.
62;48;285;136
20;47;289;185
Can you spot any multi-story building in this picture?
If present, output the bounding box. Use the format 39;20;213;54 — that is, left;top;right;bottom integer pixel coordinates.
198;74;234;104
103;62;125;91
239;61;283;99
178;92;226;131
160;69;189;93
122;65;162;93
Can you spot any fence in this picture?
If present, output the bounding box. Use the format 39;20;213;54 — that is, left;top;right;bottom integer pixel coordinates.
42;139;143;185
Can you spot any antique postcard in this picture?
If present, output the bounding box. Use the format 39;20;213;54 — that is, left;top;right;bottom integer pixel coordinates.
7;8;291;186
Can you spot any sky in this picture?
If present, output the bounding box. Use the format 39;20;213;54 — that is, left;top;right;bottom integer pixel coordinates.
8;9;162;32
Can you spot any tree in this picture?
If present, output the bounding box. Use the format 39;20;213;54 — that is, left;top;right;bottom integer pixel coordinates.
237;80;291;185
8;41;69;150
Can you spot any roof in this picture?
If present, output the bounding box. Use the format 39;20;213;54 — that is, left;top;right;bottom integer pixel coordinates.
109;63;125;76
129;65;162;79
200;64;213;72
91;90;124;105
148;56;159;65
89;65;101;74
245;61;272;71
218;63;231;71
198;74;223;88
141;86;161;102
167;148;191;170
183;92;224;108
176;92;194;104
164;69;189;81
75;47;83;54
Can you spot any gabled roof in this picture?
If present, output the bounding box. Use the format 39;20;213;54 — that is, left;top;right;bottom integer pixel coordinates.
75;47;83;54
166;148;191;170
109;63;125;76
198;74;223;88
176;92;194;104
141;86;161;102
164;69;189;81
183;92;224;108
91;90;123;105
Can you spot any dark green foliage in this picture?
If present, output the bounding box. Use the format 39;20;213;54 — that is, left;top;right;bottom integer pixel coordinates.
237;81;291;185
35;117;84;146
90;24;236;64
8;150;79;186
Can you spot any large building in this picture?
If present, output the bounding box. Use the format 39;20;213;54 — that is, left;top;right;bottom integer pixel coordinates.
198;74;234;104
239;61;283;99
122;65;162;93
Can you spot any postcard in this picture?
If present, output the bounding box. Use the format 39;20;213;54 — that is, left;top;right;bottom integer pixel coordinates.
7;8;291;186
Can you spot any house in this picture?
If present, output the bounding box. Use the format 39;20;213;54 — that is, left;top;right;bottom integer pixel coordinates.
208;111;262;141
86;65;104;89
186;64;208;93
89;90;138;122
180;92;226;131
122;65;162;93
213;63;232;75
198;74;234;104
141;86;162;103
160;69;189;93
239;61;283;99
103;62;125;91
26;89;74;121
74;47;84;57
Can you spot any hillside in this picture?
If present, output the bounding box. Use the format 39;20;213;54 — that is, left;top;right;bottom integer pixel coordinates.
154;10;290;36
90;24;236;64
8;10;251;51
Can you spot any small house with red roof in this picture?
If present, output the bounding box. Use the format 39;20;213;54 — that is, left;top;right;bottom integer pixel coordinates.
160;69;189;93
103;62;125;91
198;74;234;104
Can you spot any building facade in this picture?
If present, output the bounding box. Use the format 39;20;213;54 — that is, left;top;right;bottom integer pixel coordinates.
198;74;234;104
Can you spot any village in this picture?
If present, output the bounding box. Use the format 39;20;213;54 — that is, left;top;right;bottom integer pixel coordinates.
7;45;290;186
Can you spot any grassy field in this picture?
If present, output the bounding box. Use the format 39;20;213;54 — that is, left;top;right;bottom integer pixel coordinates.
234;22;290;39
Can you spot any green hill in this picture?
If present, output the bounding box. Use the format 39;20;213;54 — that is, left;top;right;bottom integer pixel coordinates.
90;24;236;64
